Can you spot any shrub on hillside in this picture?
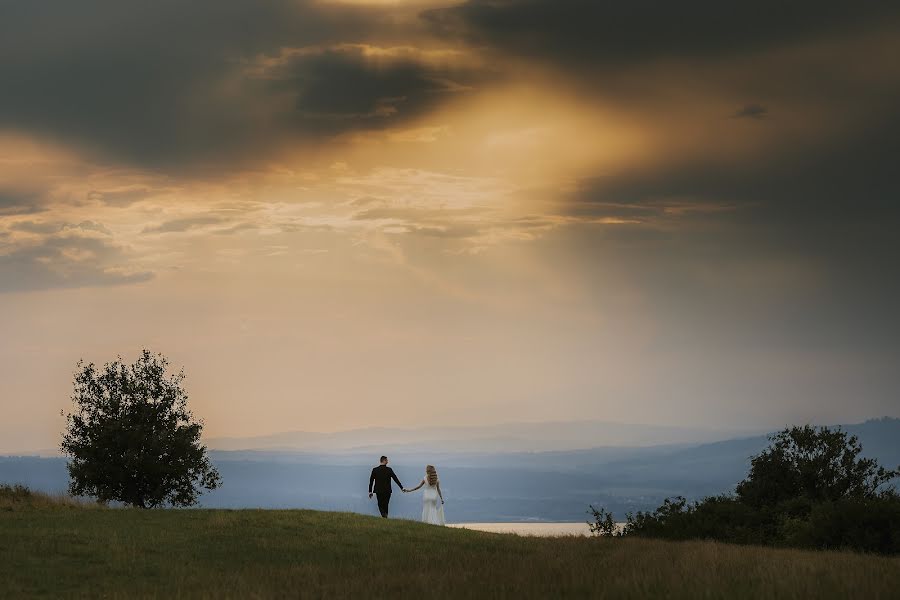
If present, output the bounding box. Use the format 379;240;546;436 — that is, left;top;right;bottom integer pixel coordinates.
0;484;97;511
587;505;617;536
781;494;900;554
621;495;777;546
0;483;35;508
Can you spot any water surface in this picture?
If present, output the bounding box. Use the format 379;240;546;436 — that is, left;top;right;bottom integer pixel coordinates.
449;522;593;536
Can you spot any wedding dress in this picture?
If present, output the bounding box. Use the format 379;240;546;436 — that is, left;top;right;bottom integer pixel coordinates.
421;481;446;526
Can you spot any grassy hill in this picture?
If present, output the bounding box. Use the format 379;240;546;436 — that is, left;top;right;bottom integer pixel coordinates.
2;488;899;599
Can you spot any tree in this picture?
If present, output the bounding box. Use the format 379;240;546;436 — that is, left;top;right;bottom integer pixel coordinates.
735;425;898;507
60;350;221;508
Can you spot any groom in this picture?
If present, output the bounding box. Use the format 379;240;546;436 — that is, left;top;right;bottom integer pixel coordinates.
368;455;404;518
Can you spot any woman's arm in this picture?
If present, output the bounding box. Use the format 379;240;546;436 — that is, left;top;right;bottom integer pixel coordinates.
405;479;425;493
437;482;444;504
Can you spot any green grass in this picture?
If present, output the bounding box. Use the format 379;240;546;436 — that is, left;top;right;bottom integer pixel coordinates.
1;489;899;599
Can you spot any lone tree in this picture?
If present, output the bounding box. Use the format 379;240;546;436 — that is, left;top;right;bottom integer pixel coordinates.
61;350;221;508
735;424;898;507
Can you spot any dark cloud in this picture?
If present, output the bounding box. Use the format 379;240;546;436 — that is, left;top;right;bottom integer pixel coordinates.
423;0;900;65
563;111;900;353
87;188;158;207
732;104;769;120
11;221;54;233
571;112;900;227
0;185;48;216
0;203;44;217
0;233;153;294
0;0;477;169
441;1;899;360
261;45;481;134
10;220;112;235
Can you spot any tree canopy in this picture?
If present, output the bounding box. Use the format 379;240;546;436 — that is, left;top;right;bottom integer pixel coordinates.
61;350;221;508
736;425;898;507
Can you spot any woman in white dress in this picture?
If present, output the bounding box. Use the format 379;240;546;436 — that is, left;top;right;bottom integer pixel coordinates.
403;465;445;525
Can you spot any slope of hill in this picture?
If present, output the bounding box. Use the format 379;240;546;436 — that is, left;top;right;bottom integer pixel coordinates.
2;504;898;599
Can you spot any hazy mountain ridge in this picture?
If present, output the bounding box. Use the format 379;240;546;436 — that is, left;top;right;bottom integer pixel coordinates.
3;418;896;522
205;420;759;453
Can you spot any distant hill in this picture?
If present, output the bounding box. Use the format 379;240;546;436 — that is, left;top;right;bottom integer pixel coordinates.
205;420;757;453
2;418;897;522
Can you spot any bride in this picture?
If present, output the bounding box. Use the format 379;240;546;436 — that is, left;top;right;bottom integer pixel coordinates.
403;465;445;525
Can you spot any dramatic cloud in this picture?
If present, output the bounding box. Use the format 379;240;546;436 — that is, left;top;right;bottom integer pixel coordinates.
1;0;899;446
0;0;481;169
424;0;900;64
247;44;484;133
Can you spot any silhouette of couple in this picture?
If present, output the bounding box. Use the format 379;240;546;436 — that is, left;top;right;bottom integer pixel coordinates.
368;455;445;525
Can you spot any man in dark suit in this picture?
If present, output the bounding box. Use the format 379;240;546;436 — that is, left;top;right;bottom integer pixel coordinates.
368;455;404;518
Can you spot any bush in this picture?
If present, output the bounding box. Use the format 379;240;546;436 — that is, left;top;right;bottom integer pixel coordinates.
616;496;774;545
587;505;617;536
0;484;98;511
782;495;900;554
0;483;35;508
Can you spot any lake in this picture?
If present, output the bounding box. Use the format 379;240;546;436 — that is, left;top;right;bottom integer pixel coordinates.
449;522;593;536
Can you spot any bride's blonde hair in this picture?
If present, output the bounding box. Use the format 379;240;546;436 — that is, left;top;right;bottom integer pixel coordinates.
426;465;438;486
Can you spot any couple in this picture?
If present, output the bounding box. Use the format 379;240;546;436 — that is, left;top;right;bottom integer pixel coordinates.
368;455;445;526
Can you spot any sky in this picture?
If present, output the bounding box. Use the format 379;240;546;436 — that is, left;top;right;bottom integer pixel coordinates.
1;1;899;451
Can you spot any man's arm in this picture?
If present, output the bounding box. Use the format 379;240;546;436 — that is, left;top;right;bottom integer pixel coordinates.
389;468;403;491
368;468;376;497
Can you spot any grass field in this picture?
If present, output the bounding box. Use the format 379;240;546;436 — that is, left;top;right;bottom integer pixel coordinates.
2;488;899;599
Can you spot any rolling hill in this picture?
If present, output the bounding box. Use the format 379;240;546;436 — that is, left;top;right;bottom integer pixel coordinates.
2;418;897;522
2;496;898;599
